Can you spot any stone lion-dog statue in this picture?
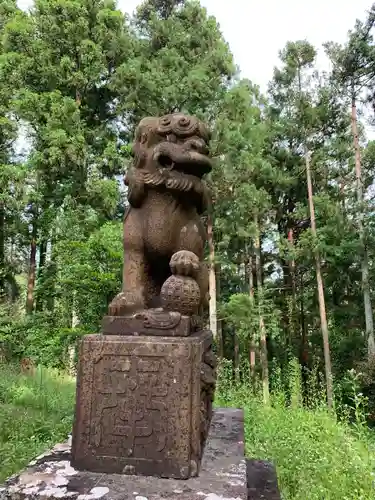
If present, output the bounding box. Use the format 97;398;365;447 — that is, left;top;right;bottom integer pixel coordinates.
108;113;212;319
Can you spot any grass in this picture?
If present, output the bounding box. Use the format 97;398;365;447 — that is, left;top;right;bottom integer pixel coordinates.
0;364;75;482
0;363;375;499
216;383;375;500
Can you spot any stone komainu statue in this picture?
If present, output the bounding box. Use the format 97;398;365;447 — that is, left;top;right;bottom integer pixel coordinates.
74;114;217;479
108;112;212;319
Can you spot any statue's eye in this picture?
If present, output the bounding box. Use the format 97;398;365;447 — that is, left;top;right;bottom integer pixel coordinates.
178;116;190;128
140;133;148;144
160;117;171;127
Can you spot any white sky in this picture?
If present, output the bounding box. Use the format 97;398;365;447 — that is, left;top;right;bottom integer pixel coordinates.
17;0;375;92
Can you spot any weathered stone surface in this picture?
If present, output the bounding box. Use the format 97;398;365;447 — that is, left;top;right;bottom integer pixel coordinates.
91;114;217;482
246;460;281;500
108;113;212;318
71;332;215;479
102;311;194;337
0;409;248;500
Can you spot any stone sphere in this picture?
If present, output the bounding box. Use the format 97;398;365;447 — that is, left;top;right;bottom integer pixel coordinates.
161;275;201;316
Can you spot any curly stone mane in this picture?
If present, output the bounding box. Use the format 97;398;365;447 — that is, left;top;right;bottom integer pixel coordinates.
125;113;212;214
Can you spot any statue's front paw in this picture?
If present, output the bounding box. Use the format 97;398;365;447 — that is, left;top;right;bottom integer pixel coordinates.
108;291;145;316
170;250;200;278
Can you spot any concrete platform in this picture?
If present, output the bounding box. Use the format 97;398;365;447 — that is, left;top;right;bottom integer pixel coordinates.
0;408;280;500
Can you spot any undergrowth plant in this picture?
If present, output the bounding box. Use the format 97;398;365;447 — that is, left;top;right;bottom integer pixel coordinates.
215;357;375;500
0;363;75;481
0;357;374;500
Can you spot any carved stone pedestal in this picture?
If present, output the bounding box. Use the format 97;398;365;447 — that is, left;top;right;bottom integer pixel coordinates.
71;330;215;479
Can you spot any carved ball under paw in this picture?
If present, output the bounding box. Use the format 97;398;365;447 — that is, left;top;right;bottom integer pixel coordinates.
161;275;201;316
170;250;200;278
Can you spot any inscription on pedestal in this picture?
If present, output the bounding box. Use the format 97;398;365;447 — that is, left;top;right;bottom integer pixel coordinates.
71;332;213;479
91;355;169;459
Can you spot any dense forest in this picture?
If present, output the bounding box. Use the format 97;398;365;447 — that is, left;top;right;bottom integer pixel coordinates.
2;0;375;425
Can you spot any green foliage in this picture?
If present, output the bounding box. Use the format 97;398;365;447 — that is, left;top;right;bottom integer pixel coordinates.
0;310;88;367
1;361;374;500
0;364;75;481
2;3;375;496
243;401;375;499
216;360;375;500
53;220;123;329
223;291;281;346
116;0;235;126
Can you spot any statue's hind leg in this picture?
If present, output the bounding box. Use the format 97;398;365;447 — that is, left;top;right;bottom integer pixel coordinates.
108;209;147;315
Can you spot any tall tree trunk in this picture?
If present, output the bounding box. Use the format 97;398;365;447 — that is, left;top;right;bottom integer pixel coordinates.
254;216;270;405
299;273;309;405
68;291;79;376
26;218;37;315
46;237;57;313
287;227;298;350
38;240;47;269
0;201;5;300
234;328;240;383
35;240;47;312
216;263;223;358
207;212;217;340
351;94;375;358
248;251;256;386
305;150;333;408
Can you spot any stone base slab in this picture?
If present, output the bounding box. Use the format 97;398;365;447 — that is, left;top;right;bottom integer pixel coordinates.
0;409;248;500
246;460;281;500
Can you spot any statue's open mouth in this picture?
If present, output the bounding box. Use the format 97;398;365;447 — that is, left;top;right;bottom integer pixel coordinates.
154;143;212;178
158;156;211;178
